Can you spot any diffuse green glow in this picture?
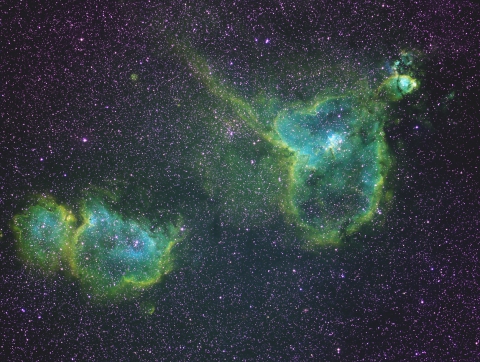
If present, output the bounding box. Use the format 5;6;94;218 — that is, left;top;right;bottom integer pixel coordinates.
12;196;76;273
171;40;259;127
70;198;179;301
11;193;182;301
378;74;418;101
271;95;392;248
174;41;417;248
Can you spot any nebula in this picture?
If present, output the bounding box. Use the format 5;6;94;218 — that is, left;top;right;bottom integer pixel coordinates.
12;196;76;273
275;97;391;248
12;193;182;301
71;198;178;301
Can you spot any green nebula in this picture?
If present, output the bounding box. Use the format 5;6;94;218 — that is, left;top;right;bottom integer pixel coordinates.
11;192;182;301
172;41;418;248
71;198;179;301
274;96;391;247
11;196;77;273
378;74;418;101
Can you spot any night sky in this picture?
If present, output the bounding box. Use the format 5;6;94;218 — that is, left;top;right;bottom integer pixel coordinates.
1;1;479;361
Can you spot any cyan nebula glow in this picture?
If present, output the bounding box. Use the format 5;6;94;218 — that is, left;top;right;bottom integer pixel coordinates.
172;42;418;249
12;196;76;273
378;74;418;101
71;198;178;301
11;193;182;302
275;97;390;247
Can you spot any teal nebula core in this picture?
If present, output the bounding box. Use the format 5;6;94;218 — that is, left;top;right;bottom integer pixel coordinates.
73;199;175;299
277;99;356;168
12;194;180;302
276;97;386;242
12;198;75;272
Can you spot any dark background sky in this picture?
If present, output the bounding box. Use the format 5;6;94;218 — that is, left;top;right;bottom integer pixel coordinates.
1;1;479;360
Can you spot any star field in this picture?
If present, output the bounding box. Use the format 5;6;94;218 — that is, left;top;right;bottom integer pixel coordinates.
1;0;479;360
